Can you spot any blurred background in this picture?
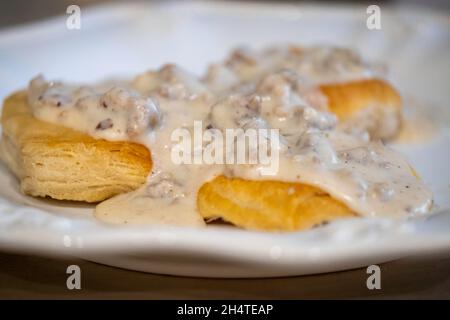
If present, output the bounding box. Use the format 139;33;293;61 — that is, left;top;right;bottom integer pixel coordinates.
0;0;449;29
1;0;449;101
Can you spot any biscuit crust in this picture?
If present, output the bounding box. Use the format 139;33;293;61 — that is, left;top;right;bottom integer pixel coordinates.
197;176;356;231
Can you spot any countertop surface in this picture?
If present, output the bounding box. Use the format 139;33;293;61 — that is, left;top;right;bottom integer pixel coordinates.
1;251;449;299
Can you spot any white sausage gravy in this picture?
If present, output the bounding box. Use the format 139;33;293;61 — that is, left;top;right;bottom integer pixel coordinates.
26;46;433;227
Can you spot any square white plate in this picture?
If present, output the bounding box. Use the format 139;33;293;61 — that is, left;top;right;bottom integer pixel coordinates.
0;1;449;277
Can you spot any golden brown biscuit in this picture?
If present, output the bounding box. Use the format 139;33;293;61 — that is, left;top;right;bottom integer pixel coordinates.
197;175;356;231
0;91;152;202
320;79;402;139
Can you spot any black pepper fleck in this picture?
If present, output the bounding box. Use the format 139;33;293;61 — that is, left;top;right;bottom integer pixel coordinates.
96;118;114;130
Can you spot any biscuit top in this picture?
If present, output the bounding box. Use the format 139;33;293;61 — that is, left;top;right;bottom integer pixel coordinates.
26;46;432;226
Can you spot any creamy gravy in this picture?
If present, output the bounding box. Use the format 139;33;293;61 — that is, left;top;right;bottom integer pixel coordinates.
205;46;374;94
26;46;433;227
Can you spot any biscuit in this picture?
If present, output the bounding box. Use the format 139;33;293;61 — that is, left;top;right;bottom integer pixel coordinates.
0;91;152;202
197;175;356;231
320;79;402;139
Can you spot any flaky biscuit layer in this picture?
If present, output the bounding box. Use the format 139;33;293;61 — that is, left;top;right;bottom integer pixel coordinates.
0;91;152;202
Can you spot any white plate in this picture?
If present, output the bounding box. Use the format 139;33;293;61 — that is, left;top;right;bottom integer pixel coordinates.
0;1;449;278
